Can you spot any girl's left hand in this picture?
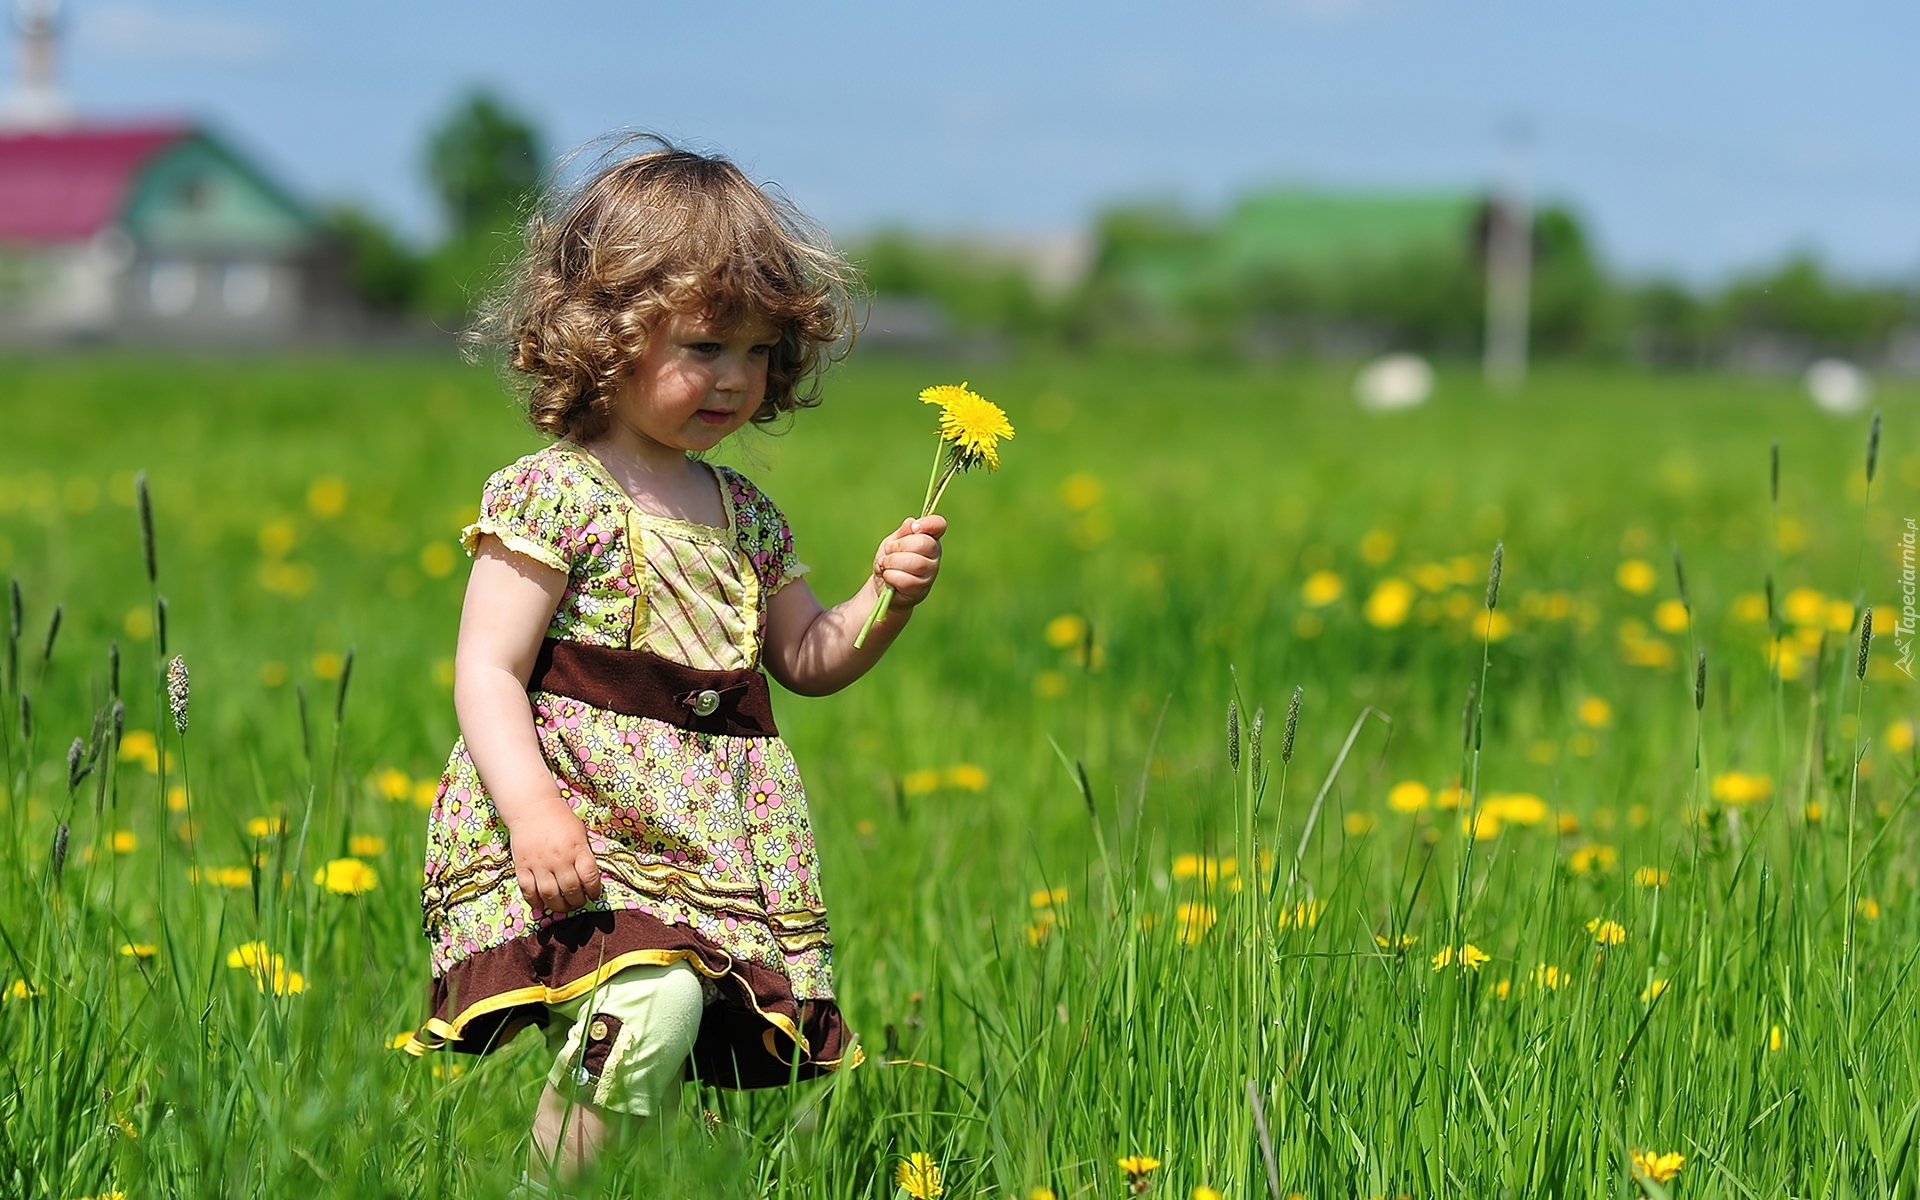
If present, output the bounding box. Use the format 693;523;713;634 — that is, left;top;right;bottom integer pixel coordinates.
874;515;947;608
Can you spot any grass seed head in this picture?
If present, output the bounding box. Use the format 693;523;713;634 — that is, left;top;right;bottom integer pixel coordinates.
1250;705;1265;779
1769;439;1779;504
7;577;18;641
1694;650;1707;712
18;692;30;742
49;822;68;882
167;656;190;734
1074;758;1094;818
1671;546;1689;612
109;642;120;700
1462;683;1478;752
1485;542;1504;611
334;647;356;727
1858;607;1873;680
1764;573;1776;630
40;604;60;666
1867;409;1882;484
1227;698;1241;773
156;597;169;657
1282;686;1302;764
66;737;84;791
136;470;156;583
111;699;124;744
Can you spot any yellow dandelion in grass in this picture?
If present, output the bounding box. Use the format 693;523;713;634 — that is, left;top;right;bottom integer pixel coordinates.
226;941;274;970
431;1062;464;1080
1768;1024;1785;1052
1711;770;1773;805
76;1192;126;1200
922;382;1013;470
1277;900;1325;930
1364;577;1415;628
1387;780;1430;812
1588;918;1628;946
1615;559;1657;594
189;865;252;888
1375;933;1418;950
315;858;378;895
1344;811;1377;836
1858;896;1882;920
945;764;989;792
1045;613;1088;648
1175;903;1217;944
1577;696;1613;727
895;1151;944;1199
1531;964;1566;989
1030;887;1068;908
110;830;137;853
376;768;411;801
1494;979;1513;999
1301;570;1344;607
1629;1148;1684;1183
4;979;41;1000
387;1030;417;1050
245;815;287;839
1029;1190;1058;1200
1193;1188;1224;1200
349;834;387;857
1172;853;1235;884
1641;978;1669;1002
1568;844;1617;875
118;943;156;959
1431;943;1490;971
1633;866;1670;888
1118;1155;1161;1177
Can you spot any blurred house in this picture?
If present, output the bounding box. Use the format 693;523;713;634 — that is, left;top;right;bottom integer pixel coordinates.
0;2;354;344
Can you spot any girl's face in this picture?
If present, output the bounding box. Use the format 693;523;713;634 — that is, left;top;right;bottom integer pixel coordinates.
611;310;779;456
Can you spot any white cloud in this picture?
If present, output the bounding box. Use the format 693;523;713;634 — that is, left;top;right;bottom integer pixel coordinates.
75;4;285;64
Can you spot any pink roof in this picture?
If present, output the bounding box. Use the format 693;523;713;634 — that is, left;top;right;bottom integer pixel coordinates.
0;124;190;243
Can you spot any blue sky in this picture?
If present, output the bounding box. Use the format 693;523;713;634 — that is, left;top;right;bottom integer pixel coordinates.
21;0;1916;280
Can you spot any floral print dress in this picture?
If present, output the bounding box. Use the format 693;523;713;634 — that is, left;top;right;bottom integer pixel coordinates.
410;442;853;1088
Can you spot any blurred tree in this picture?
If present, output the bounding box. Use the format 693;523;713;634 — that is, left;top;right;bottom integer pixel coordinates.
417;90;544;324
1717;256;1911;352
855;231;1051;336
323;204;420;312
426;91;542;238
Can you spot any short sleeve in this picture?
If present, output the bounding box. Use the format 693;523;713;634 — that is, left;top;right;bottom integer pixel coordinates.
458;454;580;573
720;468;809;598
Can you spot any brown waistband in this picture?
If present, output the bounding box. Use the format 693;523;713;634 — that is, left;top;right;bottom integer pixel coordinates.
527;639;778;738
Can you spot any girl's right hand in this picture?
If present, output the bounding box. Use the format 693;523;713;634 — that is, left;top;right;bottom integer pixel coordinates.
509;806;604;913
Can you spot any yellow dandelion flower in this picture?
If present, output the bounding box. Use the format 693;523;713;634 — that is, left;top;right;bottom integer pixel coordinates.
1494;979;1513;999
1485;792;1547;825
1301;570;1344;607
431;1062;464;1080
1431;943;1490;971
4;979;40;1000
1568;844;1617;875
1653;598;1690;633
315;858;378;895
348;834;386;857
375;768;411;801
921;382;1013;470
1615;559;1657;594
1277;900;1326;930
1175;903;1217;944
1364;577;1416;628
1768;1024;1784;1052
1045;613;1089;648
1118;1155;1161;1176
1387;780;1430;812
1588;918;1628;946
1577;697;1613;727
1344;811;1377;836
1629;1148;1684;1183
1193;1187;1224;1200
1711;770;1774;805
1633;866;1670;888
1531;963;1566;989
118;943;156;959
896;1151;945;1199
1029;1190;1058;1200
226;941;274;970
1375;933;1418;950
1031;887;1068;908
1857;896;1882;920
1641;978;1669;1002
245;815;287;839
412;779;439;808
902;769;942;796
110;830;137;853
944;764;989;792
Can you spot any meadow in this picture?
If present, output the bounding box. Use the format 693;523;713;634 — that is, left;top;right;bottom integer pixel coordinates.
2;349;1918;1199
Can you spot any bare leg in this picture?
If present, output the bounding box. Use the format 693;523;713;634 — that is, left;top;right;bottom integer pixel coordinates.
530;1083;620;1182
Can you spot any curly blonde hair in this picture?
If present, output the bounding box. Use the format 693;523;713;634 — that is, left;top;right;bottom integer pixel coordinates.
474;136;858;441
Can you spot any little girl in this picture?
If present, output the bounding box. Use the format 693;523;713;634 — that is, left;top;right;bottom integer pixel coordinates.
407;141;945;1181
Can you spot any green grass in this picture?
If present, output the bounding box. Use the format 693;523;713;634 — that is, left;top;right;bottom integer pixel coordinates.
3;350;1919;1198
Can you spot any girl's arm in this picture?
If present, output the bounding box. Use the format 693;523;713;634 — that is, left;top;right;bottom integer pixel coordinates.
762;515;947;697
453;538;603;913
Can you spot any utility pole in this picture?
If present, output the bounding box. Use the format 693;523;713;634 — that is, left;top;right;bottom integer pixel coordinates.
4;0;70;130
1483;121;1531;392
